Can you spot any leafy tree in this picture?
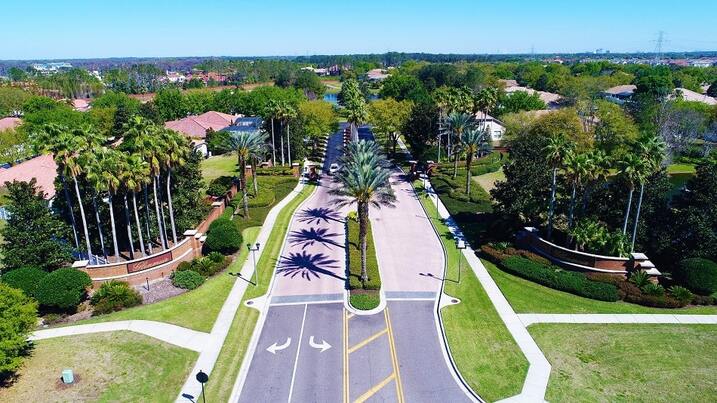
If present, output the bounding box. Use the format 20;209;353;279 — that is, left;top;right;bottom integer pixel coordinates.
293;70;326;99
0;283;37;378
498;90;546;115
0;179;72;271
7;67;29;82
367;98;413;155
0;87;31;117
403;100;438;159
707;80;717;98
184;90;215;115
544;136;572;240
417;63;461;90
1;267;47;299
298;100;338;156
378;74;430;103
154;88;188;121
0;128;30;164
593;100;639;157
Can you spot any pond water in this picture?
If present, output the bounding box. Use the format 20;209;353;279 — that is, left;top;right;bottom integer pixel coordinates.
668;172;694;198
323;93;378;105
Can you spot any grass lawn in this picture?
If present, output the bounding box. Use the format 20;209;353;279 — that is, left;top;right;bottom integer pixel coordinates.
530;324;717;402
473;168;505;193
201;154;237;184
0;331;197;402
200;184;316;402
486;260;717;315
667;163;697;174
416;182;528;402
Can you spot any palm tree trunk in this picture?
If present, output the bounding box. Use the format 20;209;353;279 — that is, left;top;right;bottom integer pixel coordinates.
153;176;167;250
108;193;120;260
568;183;577;229
358;202;369;284
123;194;135;260
61;175;80;249
132;192;146;256
622;187;634;234
452;148;459;179
166;168;178;245
72;176;93;261
157;175;170;247
271;117;276;165
280;121;285;166
143;186;153;254
547;167;557;240
252;158;258;195
465;155;473;194
287;122;292;165
92;196;107;260
392;132;398;156
630;182;645;252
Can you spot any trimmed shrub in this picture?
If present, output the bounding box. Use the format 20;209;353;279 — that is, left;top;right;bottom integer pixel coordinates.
675;258;717;295
480;244;508;265
172;270;204;290
207;252;225;263
35;268;92;310
350;292;380;311
501;256;619;301
692;294;716;305
206;176;235;197
0;283;38;375
176;261;193;272
642;283;665;296
1;267;47;299
247;189;275;208
669;286;694;305
347;214;381;291
204;218;242;254
616;280;684;308
90;280;142;315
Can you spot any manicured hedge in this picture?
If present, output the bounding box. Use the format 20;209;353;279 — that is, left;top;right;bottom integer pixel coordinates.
90;280;142;315
501;256;619;302
35;268;92;310
204;218;243;254
1;266;47;299
177;254;232;278
347;215;381;290
675;258;717;295
206;176;235;197
172;270;204;290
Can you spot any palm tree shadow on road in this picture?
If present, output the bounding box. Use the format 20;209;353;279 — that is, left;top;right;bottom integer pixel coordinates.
288;227;344;250
296;207;344;225
277;250;346;281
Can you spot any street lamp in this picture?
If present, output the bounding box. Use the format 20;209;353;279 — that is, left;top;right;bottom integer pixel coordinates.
195;370;209;403
247;242;260;286
456;239;467;284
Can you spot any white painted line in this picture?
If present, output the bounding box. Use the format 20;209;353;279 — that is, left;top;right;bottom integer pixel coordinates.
287;304;308;403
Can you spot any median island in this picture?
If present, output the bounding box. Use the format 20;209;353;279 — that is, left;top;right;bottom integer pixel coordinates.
346;211;381;310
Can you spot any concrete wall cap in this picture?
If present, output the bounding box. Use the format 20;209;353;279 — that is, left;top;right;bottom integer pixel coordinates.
194;232;203;239
183;229;198;236
199;235;207;243
72;260;89;268
631;252;649;260
211;201;223;207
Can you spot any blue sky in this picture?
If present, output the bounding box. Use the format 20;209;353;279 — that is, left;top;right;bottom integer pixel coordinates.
2;0;717;60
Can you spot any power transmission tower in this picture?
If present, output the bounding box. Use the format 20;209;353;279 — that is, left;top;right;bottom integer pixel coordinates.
652;31;665;65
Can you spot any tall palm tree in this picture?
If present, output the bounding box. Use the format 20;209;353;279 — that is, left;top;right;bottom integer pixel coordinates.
124;154;150;257
544;136;571;241
330;140;396;284
225;130;269;219
88;149;122;260
461;127;490;195
581;149;611;214
629;135;666;251
161;129;187;245
283;104;298;166
445;112;474;178
617;153;647;235
475;87;499;130
433;87;454;162
564;150;590;232
264;99;280;165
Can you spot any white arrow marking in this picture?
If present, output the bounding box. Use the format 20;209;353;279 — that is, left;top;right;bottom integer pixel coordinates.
309;336;332;353
266;337;291;354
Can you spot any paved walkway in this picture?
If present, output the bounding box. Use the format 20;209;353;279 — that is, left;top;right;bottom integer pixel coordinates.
31;320;210;352
519;313;717;326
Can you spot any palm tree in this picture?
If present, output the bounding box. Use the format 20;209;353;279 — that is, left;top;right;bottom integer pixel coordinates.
330;140;396;284
264;99;280;166
225;130;269;219
124;154;150;257
345;99;368;143
475;87;499;130
461;127;490;195
283;104;298;166
580;149;611;214
544;136;572;240
445;112;474;178
564;150;590;232
88;149;122;260
617;154;647;235
629;135;666;251
161;129;187;245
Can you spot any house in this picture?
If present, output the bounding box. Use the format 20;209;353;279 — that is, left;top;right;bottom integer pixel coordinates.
474;113;506;142
164;71;186;84
603;84;637;104
300;67;329;76
0;117;22;131
0;154;58;199
366;68;390;82
165;111;242;156
223;116;263;132
672;87;717;106
502;83;562;107
72;99;91;112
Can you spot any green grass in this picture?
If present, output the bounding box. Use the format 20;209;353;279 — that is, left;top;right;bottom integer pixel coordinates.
416;182;528;402
473;168;505;193
349;292;380;310
530;324;717;402
201;154;238;184
667;163;697;174
486;260;717;314
0;331;197;402
347;216;381;291
201;184;316;402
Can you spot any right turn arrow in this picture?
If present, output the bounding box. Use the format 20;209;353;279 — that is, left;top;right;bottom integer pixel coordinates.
309;336;332;353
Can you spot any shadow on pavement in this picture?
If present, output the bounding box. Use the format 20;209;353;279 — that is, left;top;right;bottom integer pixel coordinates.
277;251;346;281
288;227;344;250
296;207;344;225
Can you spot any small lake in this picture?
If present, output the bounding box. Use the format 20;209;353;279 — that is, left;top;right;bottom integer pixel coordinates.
323;93;378;105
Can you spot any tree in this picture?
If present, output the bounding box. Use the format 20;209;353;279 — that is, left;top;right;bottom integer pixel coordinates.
445;112;474;178
498;90;546;115
123;154;150;257
629;135;665;251
593;100;639;157
0;179;72;271
543;136;572;240
617;154;648;235
367;98;413;155
707;80;717;98
403;100;438;159
88;149;122;260
154;88;188;121
563;150;590;234
294;70;325;99
0;87;31;117
160;129;188;244
341;79;369;139
0;283;37;378
225;130;268;219
378;74;430;103
330;140;396;284
298;100;338;156
461;127;490;194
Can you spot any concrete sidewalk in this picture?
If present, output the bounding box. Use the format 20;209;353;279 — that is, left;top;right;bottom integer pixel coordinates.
31;320;209;352
519;313;717;326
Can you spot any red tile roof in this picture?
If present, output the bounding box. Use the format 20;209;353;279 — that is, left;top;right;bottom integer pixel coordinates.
0;154;58;199
0;117;22;131
164;111;241;139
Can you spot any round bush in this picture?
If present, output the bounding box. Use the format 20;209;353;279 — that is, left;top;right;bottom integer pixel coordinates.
35;268;92;310
90;280;142;315
204;218;242;254
172;270;204;290
0;283;38;374
1;267;47;298
207;252;225;263
676;258;717;295
176;261;192;272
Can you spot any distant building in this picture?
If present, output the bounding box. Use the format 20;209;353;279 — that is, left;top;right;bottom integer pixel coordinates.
474;113;506;142
502;83;562;107
365;68;390;82
0;154;58;199
300;67;329;76
165;111;242;156
30;62;73;75
603;84;637;104
672;87;717;106
163;71;186;84
224;116;263;132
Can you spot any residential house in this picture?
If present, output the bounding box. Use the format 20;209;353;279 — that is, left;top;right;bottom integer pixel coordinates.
0;154;58;199
366;68;390;82
672;87;717;106
474;113;506;142
164;111;242;156
500;80;563;107
603;84;637;104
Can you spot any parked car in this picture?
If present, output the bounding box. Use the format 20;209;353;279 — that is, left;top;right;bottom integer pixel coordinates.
329;163;340;175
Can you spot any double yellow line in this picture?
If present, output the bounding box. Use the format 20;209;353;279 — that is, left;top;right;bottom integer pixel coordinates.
385;308;405;403
343;309;349;403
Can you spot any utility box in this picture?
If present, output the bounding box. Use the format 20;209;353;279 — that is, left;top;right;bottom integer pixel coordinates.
62;369;74;384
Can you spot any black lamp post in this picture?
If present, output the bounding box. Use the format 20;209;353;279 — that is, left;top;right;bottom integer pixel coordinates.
247;242;260;286
456;239;467;284
196;370;209;403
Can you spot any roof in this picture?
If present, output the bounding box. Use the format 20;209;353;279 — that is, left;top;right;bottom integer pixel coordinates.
504;85;562;104
72;99;91;112
474;112;504;126
499;79;519;87
673;88;717;105
0;154;58;199
604;84;637;96
224;116;264;132
165;111;242;139
0;117;22;131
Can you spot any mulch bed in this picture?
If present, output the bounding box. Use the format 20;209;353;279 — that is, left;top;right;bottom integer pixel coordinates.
134;278;186;304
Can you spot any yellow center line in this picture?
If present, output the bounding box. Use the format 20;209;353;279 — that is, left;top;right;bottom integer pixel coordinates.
343;309;349;403
348;328;388;354
347;312;355;320
385;308;405;403
353;373;396;403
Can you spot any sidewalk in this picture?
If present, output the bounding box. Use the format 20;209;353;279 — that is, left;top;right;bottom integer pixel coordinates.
31;320;210;352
